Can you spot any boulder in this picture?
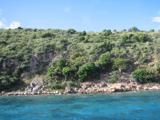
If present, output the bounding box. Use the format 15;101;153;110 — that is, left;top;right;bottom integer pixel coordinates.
32;85;41;93
149;86;159;90
25;75;44;94
99;82;108;87
64;87;76;94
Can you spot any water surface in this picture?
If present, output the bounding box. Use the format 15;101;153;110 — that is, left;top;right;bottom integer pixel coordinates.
0;91;160;120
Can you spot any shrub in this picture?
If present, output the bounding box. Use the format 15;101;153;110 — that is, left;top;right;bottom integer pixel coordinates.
49;82;65;89
47;59;67;79
77;63;97;82
55;58;67;69
102;29;112;36
155;63;160;73
128;27;140;32
79;31;86;36
94;42;113;56
97;52;112;71
113;58;129;72
0;73;19;90
107;71;118;83
47;67;62;79
41;32;55;38
137;34;151;42
119;36;128;46
65;81;80;88
67;29;76;34
62;67;73;81
132;69;155;84
98;52;111;65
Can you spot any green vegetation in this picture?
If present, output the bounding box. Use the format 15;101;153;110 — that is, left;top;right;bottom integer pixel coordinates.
96;52;111;71
132;69;156;84
77;62;98;82
107;71;119;83
113;58;129;72
0;28;160;91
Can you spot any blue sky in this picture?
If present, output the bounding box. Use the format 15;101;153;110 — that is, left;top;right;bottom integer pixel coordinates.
0;0;160;31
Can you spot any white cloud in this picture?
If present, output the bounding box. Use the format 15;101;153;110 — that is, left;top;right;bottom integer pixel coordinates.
0;21;5;28
8;21;21;29
0;9;21;29
0;20;21;29
153;16;160;23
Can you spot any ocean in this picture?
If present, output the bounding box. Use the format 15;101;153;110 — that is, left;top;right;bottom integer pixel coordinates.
0;91;160;120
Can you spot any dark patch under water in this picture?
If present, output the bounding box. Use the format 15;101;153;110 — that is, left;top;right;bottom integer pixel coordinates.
0;91;160;120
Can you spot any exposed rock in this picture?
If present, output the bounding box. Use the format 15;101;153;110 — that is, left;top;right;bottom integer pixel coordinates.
112;84;125;92
21;53;55;79
1;82;160;96
64;87;76;94
97;82;108;87
32;85;41;93
1;91;5;95
25;75;44;94
78;89;87;94
149;86;159;90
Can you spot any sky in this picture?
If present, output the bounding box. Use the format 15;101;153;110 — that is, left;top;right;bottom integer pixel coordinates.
0;0;160;31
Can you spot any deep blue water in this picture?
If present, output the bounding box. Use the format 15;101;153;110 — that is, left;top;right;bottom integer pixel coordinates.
0;91;160;120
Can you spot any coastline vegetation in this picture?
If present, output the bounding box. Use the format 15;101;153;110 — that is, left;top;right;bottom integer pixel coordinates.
0;27;160;91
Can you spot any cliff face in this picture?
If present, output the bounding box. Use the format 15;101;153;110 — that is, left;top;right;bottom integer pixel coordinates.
21;53;55;78
1;53;54;77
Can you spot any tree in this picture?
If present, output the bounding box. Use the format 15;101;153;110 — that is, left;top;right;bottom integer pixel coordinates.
132;69;156;84
102;29;112;36
67;29;76;34
137;34;151;42
149;29;155;32
113;58;129;72
156;63;160;73
128;27;140;32
62;67;73;81
79;31;86;36
97;52;111;71
77;63;97;82
47;59;67;80
0;72;19;90
95;42;113;55
56;59;67;69
41;32;55;38
47;66;62;80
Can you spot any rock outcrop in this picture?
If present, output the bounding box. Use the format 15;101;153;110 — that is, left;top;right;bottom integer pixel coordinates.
25;75;44;94
1;82;160;96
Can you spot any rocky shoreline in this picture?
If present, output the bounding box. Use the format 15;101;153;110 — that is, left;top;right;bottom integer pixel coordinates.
1;82;160;96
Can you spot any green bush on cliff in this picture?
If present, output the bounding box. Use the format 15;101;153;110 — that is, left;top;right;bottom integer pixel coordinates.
113;58;129;72
47;59;67;80
107;71;119;83
62;67;73;81
49;81;66;89
0;73;19;90
98;52;111;66
132;69;156;84
77;62;98;82
155;63;160;74
97;52;112;71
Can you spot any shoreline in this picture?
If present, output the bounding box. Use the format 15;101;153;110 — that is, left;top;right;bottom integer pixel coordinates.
1;82;160;96
0;90;159;97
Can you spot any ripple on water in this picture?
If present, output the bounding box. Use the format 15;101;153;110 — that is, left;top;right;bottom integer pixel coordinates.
0;91;160;120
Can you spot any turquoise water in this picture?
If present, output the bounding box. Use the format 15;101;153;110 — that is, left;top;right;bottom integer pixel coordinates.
0;91;160;120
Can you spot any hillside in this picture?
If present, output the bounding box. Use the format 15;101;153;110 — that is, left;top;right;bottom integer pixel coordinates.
0;28;160;92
